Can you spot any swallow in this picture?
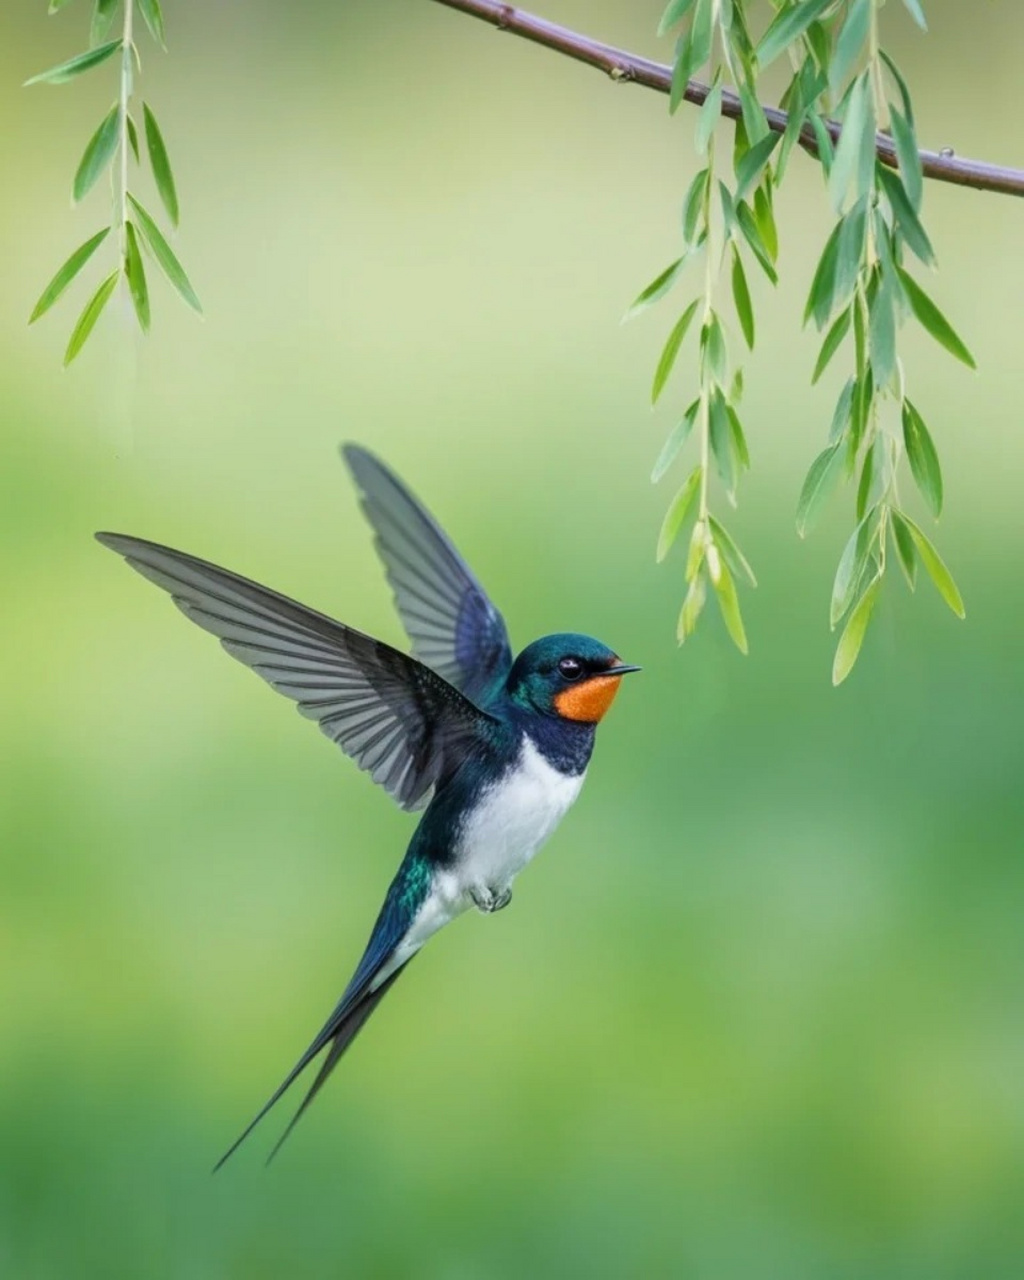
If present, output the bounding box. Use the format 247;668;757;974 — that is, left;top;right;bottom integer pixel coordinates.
96;445;639;1166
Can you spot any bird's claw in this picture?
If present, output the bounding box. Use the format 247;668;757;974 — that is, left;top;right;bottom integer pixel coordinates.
471;885;512;914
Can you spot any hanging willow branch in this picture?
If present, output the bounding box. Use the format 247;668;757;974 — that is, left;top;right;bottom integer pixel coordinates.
430;0;1024;198
431;0;1014;682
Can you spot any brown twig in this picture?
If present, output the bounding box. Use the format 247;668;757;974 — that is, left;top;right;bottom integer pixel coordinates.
432;0;1024;199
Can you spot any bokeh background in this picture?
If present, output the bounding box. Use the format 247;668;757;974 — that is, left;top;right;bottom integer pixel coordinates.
2;2;1022;1276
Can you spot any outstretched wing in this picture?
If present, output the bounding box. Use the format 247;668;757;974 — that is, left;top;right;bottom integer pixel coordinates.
96;533;496;811
343;444;513;703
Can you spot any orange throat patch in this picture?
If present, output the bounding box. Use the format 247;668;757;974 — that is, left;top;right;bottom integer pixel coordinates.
554;674;623;724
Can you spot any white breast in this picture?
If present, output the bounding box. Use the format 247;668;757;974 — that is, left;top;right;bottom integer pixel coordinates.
455;734;586;892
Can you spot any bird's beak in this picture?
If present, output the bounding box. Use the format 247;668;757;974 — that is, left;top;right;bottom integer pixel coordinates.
604;663;641;677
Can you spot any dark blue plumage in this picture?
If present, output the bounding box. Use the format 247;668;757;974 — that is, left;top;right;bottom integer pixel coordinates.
96;445;638;1165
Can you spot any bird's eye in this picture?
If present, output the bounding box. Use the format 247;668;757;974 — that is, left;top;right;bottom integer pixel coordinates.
558;657;584;681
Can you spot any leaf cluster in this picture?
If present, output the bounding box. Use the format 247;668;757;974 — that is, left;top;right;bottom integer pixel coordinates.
26;0;199;365
642;0;970;681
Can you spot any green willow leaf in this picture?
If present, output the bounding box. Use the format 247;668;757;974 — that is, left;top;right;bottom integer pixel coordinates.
709;515;756;587
901;398;943;516
652;398;700;483
735;201;777;284
896;267;976;369
124;221;150;332
704;314;727;385
753;183;778;261
901;0;928;32
708;388;736;496
72;104;119;203
677;571;706;643
127;193;202;313
831;507;881;628
832;575;881;685
656;467;702;562
877;165;935;266
726;403;749;471
64;268;118;366
804;218;842;329
24;39;121;86
757;0;832;69
890;509;917;589
626;257;689;320
681;167;709;245
29;227;110;324
890;107;923;213
812;307;852;384
711;561;748;655
879;50;915;127
126;112;140;162
695;74;723;156
137;0;166;47
796;442;845;538
828;72;869;213
829;378;855;444
807;110;835;177
90;0;119;46
651;299;700;404
868;273;897;391
143;102;179;226
830;0;870;98
658;0;697;36
899;513;965;617
734;132;780;203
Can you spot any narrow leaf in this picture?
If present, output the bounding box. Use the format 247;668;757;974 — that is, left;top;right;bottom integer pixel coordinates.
709;515;757;587
137;0;166;47
124;221;150;332
708;389;736;496
734;132;780;203
657;467;702;562
24;39;121;86
127;193;202;313
877;165;935;266
64;268;118;366
879;50;915;127
90;0;119;46
832;576;881;685
831;507;881;627
143;103;179;226
726;403;750;471
658;0;697;36
757;0;833;69
896;267;975;369
900;514;964;617
901;0;928;32
677;571;706;643
901;398;943;516
695;75;723;155
73;104;119;203
796;442;845;537
890;106;923;213
828;73;868;212
890;510;917;589
49;0;77;11
868;272;897;391
626;257;689;320
830;0;870;98
753;184;778;261
804;218;842;329
29;227;109;324
711;561;749;655
652;399;700;482
812;307;852;384
736;202;777;284
126;112;140;162
681;168;709;246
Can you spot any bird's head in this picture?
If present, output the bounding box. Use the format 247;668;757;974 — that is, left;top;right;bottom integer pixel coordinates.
506;633;640;723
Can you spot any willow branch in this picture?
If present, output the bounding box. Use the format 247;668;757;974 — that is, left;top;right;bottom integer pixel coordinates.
431;0;1024;199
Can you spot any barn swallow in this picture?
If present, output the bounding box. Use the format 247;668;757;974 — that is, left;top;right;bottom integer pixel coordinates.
97;445;639;1165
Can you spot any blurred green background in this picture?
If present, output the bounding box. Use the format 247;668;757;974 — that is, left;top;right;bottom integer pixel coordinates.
2;2;1023;1276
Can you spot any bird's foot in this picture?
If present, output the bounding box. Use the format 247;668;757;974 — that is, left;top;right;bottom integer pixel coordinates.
470;884;513;914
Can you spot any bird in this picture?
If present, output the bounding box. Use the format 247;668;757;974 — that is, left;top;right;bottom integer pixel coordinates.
96;444;639;1166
